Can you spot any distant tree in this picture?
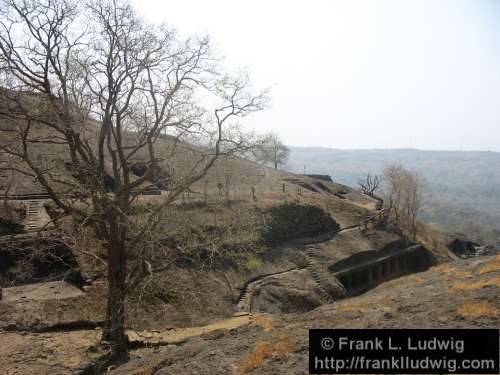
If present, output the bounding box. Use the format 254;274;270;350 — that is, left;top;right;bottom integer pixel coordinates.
383;164;421;239
383;164;404;221
401;170;421;240
358;173;381;197
358;172;383;209
0;0;267;359
257;133;290;169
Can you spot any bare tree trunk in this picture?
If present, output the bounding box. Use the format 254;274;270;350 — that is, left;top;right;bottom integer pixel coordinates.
102;239;128;358
0;0;267;358
224;174;231;202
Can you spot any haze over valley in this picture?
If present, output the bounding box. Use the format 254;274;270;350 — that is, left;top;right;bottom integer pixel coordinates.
287;147;500;245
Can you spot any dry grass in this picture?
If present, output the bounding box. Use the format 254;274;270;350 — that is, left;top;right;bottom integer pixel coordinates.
415;222;455;261
434;263;454;273
478;260;500;276
236;339;294;374
133;366;157;375
236;341;273;374
251;314;274;332
451;277;500;292
272;339;295;358
451;269;472;278
433;264;471;278
378;295;393;305
407;275;425;284
457;302;498;317
336;300;370;312
454;269;472;278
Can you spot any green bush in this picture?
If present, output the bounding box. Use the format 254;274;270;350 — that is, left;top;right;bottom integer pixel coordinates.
245;255;263;271
263;202;339;246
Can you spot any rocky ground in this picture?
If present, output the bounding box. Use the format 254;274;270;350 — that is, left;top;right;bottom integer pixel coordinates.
1;89;496;375
107;255;500;375
0;169;488;375
0;254;499;374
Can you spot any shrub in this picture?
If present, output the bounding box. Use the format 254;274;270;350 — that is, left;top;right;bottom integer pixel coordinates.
245;255;263;271
262;202;339;246
236;339;294;374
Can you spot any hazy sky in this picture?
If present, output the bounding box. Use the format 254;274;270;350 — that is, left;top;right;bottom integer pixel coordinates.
133;0;500;151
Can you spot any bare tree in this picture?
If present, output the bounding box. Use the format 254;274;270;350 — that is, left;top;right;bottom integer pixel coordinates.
382;164;421;240
401;170;421;240
0;0;267;358
257;132;290;169
358;172;383;209
383;164;404;222
358;173;381;197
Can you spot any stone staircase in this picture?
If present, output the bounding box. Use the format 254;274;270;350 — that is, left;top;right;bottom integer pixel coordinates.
24;200;52;231
358;208;389;231
304;246;334;304
235;284;253;313
235;279;261;313
235;268;300;314
234;245;341;313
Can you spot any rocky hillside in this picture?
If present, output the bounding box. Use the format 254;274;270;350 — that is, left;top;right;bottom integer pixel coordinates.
1;254;499;374
1;110;493;375
110;255;500;375
287;147;500;245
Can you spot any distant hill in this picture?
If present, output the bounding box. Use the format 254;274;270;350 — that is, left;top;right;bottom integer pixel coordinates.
286;147;500;245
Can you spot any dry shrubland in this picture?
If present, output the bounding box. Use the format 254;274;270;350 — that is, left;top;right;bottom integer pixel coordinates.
478;259;500;276
236;339;294;374
457;302;498;317
451;277;500;292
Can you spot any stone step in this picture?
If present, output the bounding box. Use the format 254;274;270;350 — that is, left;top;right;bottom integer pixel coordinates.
304;247;335;304
23;200;52;232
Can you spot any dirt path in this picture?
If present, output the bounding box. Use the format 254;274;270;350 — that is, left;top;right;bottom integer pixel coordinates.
0;314;252;374
127;314;251;345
